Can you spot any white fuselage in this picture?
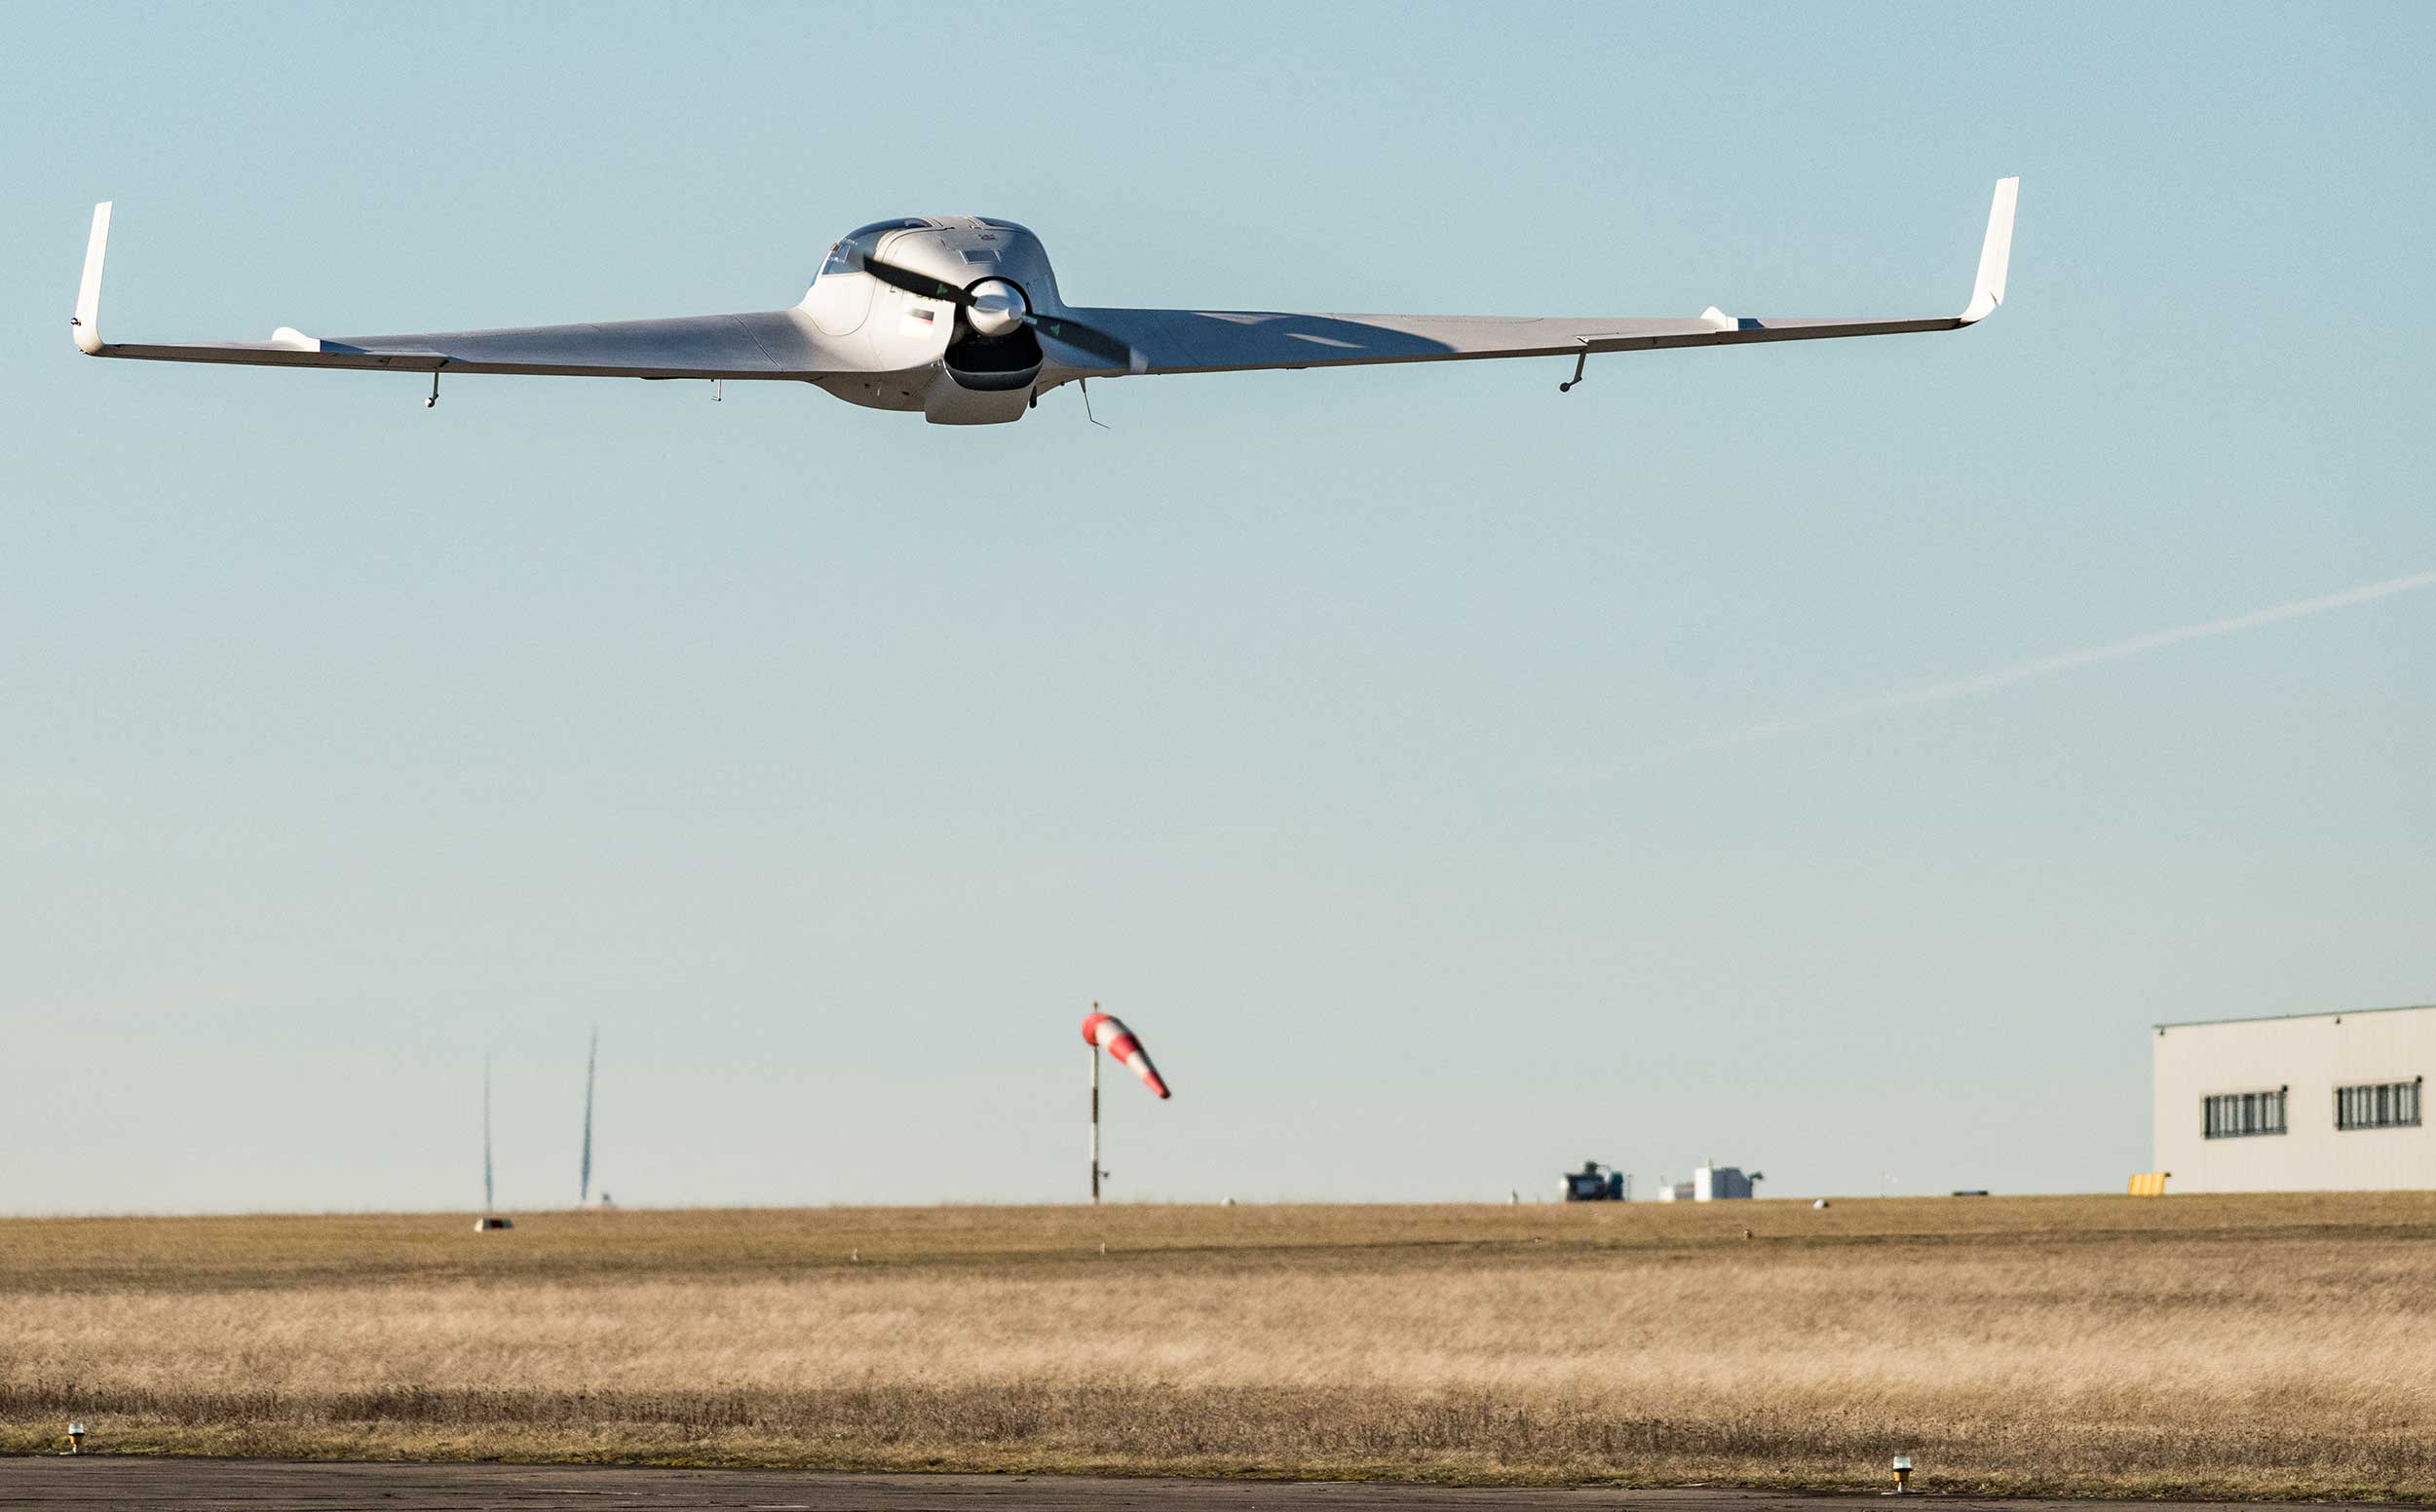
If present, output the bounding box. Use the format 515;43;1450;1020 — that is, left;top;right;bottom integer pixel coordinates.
798;216;1072;424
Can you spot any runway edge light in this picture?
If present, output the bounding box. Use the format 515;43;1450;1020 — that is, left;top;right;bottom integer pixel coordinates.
1885;1454;1914;1494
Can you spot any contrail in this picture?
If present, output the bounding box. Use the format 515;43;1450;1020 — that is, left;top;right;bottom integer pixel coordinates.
1646;569;2436;764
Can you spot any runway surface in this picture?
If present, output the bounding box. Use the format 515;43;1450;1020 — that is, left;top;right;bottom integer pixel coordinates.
0;1462;2394;1512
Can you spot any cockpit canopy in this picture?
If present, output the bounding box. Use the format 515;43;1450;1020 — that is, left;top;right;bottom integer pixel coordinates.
817;217;1043;284
818;219;932;280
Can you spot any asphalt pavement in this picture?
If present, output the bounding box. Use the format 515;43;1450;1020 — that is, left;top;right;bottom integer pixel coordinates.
0;1461;2393;1512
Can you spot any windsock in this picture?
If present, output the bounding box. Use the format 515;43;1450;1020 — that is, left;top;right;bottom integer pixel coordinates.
1083;1011;1171;1099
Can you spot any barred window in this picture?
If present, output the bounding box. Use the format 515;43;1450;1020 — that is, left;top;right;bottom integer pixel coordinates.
2203;1088;2287;1139
2337;1078;2421;1130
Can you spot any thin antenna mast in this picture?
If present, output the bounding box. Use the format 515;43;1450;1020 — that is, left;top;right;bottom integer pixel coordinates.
482;1055;495;1214
580;1027;597;1206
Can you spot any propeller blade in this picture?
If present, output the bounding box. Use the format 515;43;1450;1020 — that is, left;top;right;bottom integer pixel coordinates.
1025;313;1134;367
861;255;972;306
863;254;1134;367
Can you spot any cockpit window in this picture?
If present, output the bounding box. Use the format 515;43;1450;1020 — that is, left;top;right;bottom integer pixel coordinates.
974;217;1034;237
818;219;932;279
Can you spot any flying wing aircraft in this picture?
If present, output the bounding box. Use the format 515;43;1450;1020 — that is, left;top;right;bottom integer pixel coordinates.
70;179;2016;426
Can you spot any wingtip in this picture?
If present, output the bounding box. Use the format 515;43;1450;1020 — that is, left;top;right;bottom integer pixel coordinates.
1960;175;2018;325
73;201;112;354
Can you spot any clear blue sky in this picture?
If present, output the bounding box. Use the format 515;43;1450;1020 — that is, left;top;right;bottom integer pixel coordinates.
4;3;2430;1213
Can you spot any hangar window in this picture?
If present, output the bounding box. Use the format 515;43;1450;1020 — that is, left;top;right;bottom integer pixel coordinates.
2203;1089;2286;1139
2337;1078;2421;1130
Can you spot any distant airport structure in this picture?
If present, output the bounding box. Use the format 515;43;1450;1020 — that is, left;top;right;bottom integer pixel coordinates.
1560;1160;1629;1201
2154;1003;2435;1191
1655;1163;1763;1201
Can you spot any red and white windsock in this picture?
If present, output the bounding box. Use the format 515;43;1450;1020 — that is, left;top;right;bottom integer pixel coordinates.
1083;1011;1171;1099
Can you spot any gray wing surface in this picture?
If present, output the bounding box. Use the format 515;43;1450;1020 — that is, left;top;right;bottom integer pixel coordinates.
70;204;842;379
1070;177;2018;380
97;312;835;379
1069;308;1973;377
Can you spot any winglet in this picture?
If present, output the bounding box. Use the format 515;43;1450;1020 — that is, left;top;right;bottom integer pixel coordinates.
1960;177;2018;324
72;202;111;355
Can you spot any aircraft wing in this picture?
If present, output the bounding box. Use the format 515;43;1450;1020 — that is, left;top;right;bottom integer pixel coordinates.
1064;177;2016;381
69;203;838;379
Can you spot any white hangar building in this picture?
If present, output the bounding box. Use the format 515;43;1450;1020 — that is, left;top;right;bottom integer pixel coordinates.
2154;1003;2436;1192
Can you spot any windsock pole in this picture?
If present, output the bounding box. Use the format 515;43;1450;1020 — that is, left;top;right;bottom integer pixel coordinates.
1082;1002;1165;1203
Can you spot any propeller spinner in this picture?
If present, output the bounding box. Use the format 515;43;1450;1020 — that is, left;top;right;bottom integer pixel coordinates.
861;254;1135;367
966;279;1027;339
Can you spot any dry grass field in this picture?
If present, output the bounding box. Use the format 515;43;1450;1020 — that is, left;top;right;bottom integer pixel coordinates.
5;1194;2436;1496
